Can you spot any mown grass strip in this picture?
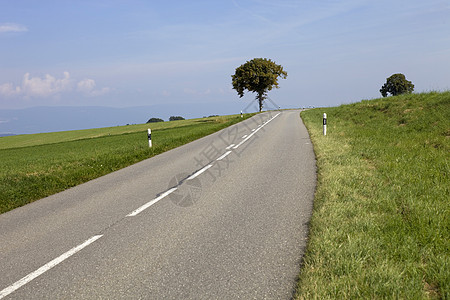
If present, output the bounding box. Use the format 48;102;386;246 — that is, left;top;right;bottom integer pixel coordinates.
0;114;255;214
296;92;449;299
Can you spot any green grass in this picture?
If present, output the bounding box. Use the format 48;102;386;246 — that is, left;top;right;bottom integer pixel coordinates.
0;114;255;214
0;117;238;150
296;91;449;299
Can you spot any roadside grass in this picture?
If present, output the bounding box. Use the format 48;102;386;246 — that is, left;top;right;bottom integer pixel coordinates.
0;114;255;214
296;92;449;299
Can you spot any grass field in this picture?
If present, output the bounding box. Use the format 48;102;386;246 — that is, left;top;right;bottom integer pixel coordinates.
296;92;449;299
0;114;255;214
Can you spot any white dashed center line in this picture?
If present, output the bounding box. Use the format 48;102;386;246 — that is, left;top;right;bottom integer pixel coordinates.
234;113;280;149
0;235;103;299
216;151;232;161
127;187;178;217
186;164;213;180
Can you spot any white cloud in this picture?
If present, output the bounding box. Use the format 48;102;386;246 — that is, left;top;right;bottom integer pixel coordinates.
77;78;110;96
0;23;28;33
22;72;72;98
0;72;110;99
161;90;171;97
77;78;96;94
0;82;21;96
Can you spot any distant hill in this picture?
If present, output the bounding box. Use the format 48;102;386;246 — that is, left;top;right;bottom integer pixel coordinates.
0;133;16;137
0;101;252;135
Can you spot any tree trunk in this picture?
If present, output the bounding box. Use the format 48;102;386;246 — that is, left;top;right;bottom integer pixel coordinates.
257;93;264;112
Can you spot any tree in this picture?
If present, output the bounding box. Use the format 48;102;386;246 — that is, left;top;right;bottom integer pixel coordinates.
169;116;185;121
232;58;287;112
380;73;414;97
147;117;164;123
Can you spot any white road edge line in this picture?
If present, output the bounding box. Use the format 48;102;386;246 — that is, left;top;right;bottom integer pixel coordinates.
0;235;103;299
216;151;232;161
127;187;178;217
186;165;213;180
225;144;235;150
233;113;280;149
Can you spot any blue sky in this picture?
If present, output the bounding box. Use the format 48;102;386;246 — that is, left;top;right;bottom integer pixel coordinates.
1;0;449;111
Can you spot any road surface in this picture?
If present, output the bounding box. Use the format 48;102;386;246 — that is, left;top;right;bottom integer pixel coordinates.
0;110;316;299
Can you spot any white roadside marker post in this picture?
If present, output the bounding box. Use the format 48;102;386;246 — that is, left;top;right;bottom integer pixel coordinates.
323;113;327;136
241;111;243;118
147;128;152;147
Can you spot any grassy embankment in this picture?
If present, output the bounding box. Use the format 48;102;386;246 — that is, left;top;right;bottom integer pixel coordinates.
0;114;254;214
296;92;449;299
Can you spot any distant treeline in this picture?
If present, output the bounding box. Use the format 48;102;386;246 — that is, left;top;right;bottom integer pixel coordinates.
147;115;219;123
146;116;185;123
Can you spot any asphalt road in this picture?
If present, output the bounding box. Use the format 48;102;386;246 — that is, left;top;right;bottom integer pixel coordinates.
0;110;316;299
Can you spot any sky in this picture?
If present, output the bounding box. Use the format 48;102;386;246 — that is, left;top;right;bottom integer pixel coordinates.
1;0;449;114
